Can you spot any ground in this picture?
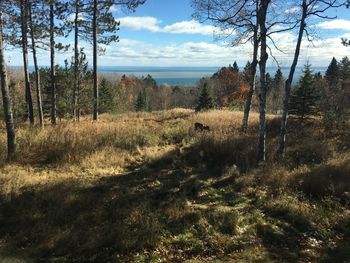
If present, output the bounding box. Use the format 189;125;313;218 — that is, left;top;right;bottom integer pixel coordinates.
0;109;349;262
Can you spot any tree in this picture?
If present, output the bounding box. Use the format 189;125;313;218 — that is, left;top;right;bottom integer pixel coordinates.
232;61;239;73
64;0;89;121
325;57;340;87
89;0;146;121
20;0;35;125
288;63;319;120
0;8;16;160
99;78;116;113
196;83;215;112
278;0;343;155
192;0;260;131
257;0;272;162
267;69;285;113
49;0;57;124
28;0;45;127
135;91;146;112
210;66;245;107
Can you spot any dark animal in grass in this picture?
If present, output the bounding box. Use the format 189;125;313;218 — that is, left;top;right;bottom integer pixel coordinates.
194;122;210;131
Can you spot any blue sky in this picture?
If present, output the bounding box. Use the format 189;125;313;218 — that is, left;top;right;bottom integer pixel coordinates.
6;0;350;68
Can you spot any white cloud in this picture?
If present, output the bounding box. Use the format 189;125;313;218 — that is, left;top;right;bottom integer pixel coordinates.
118;16;161;32
118;16;218;36
118;39;145;46
316;19;350;31
163;20;215;35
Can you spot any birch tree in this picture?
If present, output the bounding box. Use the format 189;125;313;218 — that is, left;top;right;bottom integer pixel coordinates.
278;0;344;155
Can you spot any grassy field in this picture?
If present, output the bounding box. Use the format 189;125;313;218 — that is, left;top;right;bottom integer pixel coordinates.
0;109;349;262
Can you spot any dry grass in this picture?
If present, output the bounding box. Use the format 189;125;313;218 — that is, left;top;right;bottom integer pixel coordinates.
0;109;349;262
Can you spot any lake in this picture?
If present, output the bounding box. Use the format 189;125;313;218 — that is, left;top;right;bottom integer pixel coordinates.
15;66;327;86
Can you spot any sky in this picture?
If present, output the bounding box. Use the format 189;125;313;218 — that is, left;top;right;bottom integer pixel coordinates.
5;0;350;68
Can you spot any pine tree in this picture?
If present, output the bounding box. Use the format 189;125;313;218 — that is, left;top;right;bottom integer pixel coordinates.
267;69;284;113
339;56;350;82
289;63;319;120
265;72;273;92
196;83;215;112
232;61;239;73
135;91;146;112
325;57;339;87
99;78;115;113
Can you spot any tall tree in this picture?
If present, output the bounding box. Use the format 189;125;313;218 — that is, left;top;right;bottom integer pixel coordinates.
20;0;35;125
88;0;145;121
278;0;343;155
0;7;16;160
28;0;44;127
49;0;57;124
257;0;271;162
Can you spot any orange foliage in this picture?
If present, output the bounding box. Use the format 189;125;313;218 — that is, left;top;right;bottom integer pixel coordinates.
211;67;249;107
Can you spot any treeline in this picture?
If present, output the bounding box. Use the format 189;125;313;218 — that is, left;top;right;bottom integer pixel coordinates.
0;0;146;159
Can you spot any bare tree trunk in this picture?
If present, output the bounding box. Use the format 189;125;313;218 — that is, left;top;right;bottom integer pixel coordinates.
278;0;307;155
73;0;80;121
92;0;98;121
50;0;56;125
242;1;259;131
28;0;44;128
257;0;270;162
21;0;34;125
0;10;16;160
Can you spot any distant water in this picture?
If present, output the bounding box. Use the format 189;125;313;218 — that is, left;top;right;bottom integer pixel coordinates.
14;66;327;86
98;66;327;86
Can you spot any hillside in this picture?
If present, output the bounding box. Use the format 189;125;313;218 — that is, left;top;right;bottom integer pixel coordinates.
0;109;349;262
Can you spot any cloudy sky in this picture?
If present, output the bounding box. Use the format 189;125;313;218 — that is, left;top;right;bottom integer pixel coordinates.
6;0;350;68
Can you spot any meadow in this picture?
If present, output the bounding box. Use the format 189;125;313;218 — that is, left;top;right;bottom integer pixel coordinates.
0;109;349;262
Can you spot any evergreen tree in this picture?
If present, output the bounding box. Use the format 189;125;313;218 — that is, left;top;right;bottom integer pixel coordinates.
99;78;116;113
339;56;350;82
289;63;319;120
196;83;215;112
143;74;157;88
265;72;273;92
325;57;339;87
267;69;284;113
243;60;252;82
232;61;239;73
135;91;147;112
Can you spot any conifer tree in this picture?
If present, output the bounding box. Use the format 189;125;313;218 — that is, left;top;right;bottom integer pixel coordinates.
289;63;319;120
28;0;45;127
196;83;215;112
267;69;284;113
135;91;146;112
87;0;146;121
325;57;340;87
232;61;239;73
20;0;35;125
99;78;115;113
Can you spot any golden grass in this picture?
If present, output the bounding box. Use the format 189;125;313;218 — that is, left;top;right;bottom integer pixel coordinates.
0;109;349;262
